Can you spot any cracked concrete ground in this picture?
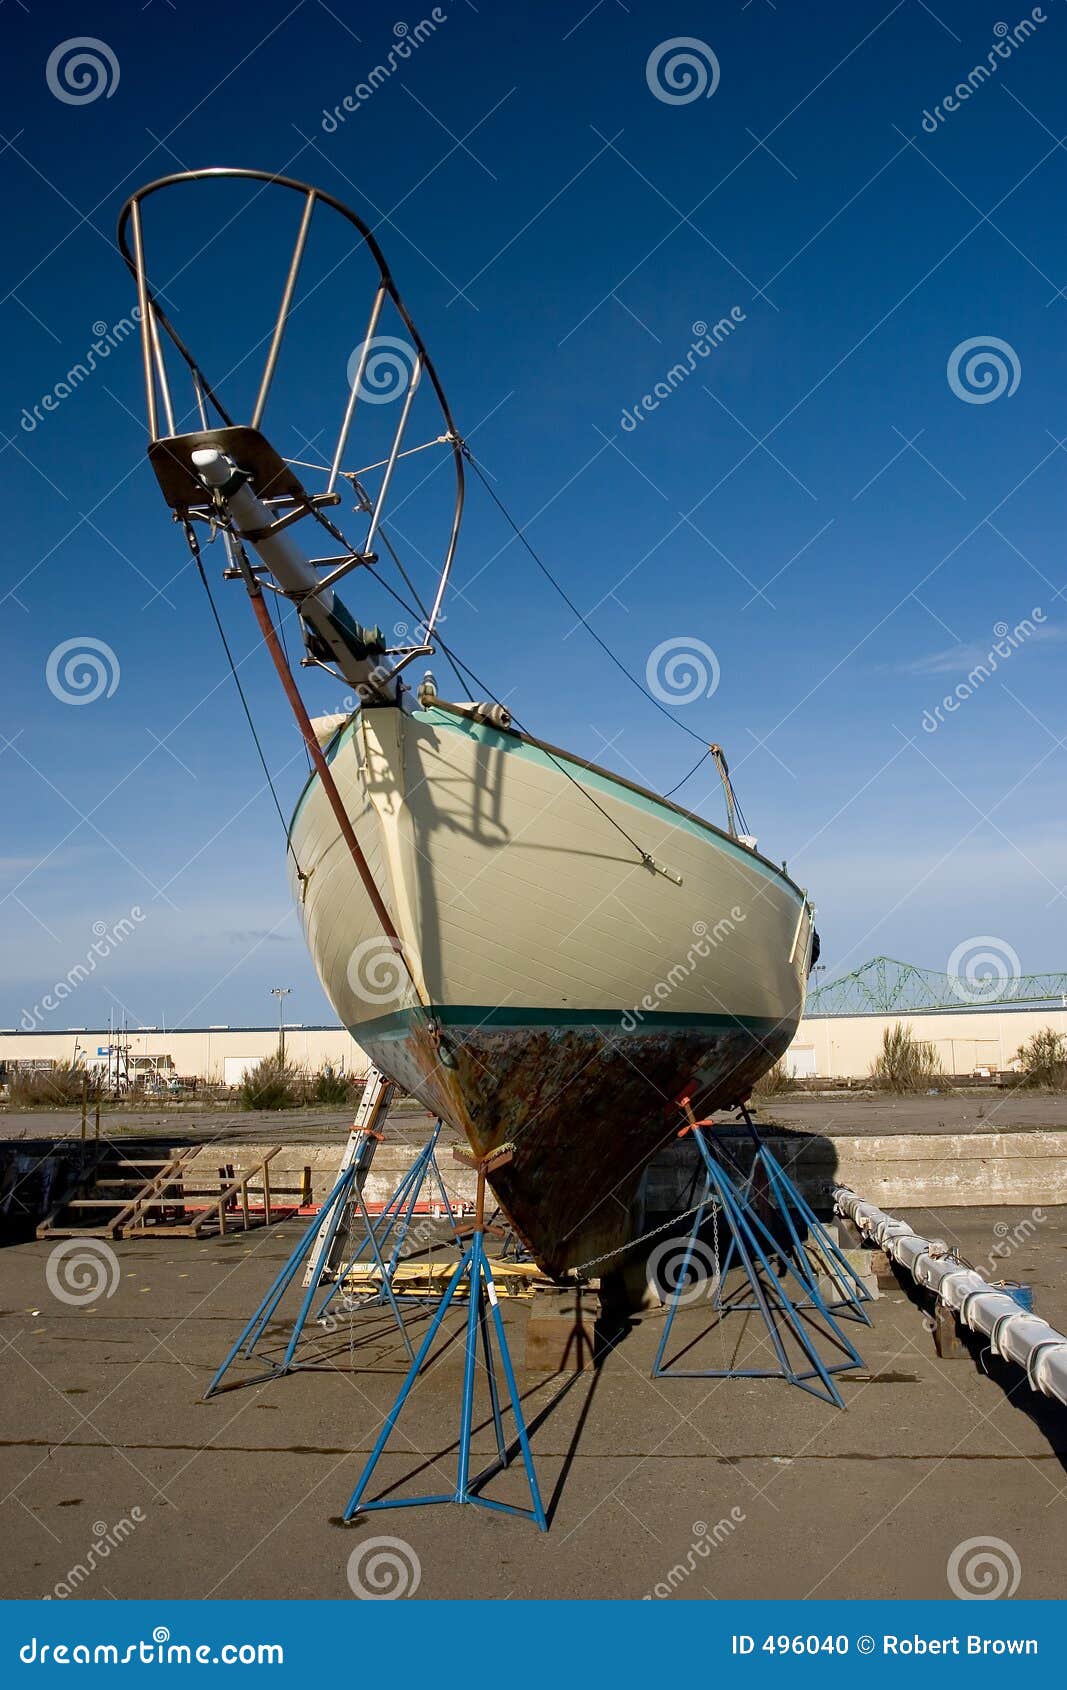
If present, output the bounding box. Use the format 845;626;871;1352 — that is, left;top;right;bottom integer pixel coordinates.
1;1202;1065;1601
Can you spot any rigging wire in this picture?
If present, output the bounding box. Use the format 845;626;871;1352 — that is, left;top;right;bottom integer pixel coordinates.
185;523;304;873
375;523;473;703
358;558;659;869
663;747;711;798
464;450;752;833
298;479;474;705
208;445;731;868
463;449;715;754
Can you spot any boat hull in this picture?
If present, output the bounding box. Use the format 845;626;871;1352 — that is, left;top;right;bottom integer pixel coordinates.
289;703;812;1276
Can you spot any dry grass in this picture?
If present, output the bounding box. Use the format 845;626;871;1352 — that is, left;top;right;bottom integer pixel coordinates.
307;1061;361;1105
1013;1027;1067;1091
236;1055;365;1110
752;1057;796;1097
6;1063;101;1108
870;1022;943;1093
236;1053;305;1110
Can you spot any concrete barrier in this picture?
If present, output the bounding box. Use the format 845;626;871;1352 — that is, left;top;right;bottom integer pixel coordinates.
4;1128;1064;1239
642;1131;1067;1214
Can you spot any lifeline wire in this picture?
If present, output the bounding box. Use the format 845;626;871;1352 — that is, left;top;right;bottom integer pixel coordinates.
359;557;658;870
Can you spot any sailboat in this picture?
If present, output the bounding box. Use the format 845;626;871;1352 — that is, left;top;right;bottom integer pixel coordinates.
118;169;816;1278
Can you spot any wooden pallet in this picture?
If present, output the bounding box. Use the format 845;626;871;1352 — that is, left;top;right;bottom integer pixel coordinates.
335;1258;566;1299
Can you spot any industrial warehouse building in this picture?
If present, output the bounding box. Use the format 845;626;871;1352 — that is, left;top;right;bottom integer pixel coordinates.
786;1005;1066;1080
1;955;1063;1088
0;1024;366;1090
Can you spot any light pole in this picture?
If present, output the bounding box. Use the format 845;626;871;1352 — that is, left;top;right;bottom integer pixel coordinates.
271;987;292;1063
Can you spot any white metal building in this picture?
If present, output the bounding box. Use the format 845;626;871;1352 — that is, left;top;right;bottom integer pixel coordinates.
0;1025;367;1086
1;1006;1061;1086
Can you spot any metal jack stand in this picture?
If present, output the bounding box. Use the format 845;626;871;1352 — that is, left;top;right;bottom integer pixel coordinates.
652;1106;866;1406
343;1144;548;1531
315;1119;462;1321
204;1070;414;1397
719;1105;873;1323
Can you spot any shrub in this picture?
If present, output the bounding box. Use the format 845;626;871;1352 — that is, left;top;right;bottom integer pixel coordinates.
1013;1027;1067;1091
752;1057;796;1097
6;1062;100;1108
237;1053;304;1110
870;1023;943;1093
308;1062;358;1105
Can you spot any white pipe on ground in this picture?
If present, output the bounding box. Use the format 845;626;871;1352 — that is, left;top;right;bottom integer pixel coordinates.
833;1185;1067;1409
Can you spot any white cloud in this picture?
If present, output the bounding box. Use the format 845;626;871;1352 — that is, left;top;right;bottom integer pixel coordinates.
903;622;1067;677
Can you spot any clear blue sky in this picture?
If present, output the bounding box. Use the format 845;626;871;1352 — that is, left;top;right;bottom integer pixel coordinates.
2;0;1065;1032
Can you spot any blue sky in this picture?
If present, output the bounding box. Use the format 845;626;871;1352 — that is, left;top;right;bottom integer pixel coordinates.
2;0;1065;1032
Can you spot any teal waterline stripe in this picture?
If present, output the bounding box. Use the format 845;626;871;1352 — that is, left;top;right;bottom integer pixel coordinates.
355;1004;789;1039
289;708;799;895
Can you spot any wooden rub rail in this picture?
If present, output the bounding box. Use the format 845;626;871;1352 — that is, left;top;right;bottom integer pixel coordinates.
37;1146;309;1240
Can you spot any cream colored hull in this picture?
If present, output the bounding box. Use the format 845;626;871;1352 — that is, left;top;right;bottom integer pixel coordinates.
289;704;812;1274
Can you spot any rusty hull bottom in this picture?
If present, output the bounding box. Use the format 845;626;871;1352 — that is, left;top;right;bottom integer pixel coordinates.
358;1014;794;1279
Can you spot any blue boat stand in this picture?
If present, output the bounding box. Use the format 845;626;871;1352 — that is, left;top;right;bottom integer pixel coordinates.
342;1142;548;1531
652;1103;869;1406
202;1072;460;1398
